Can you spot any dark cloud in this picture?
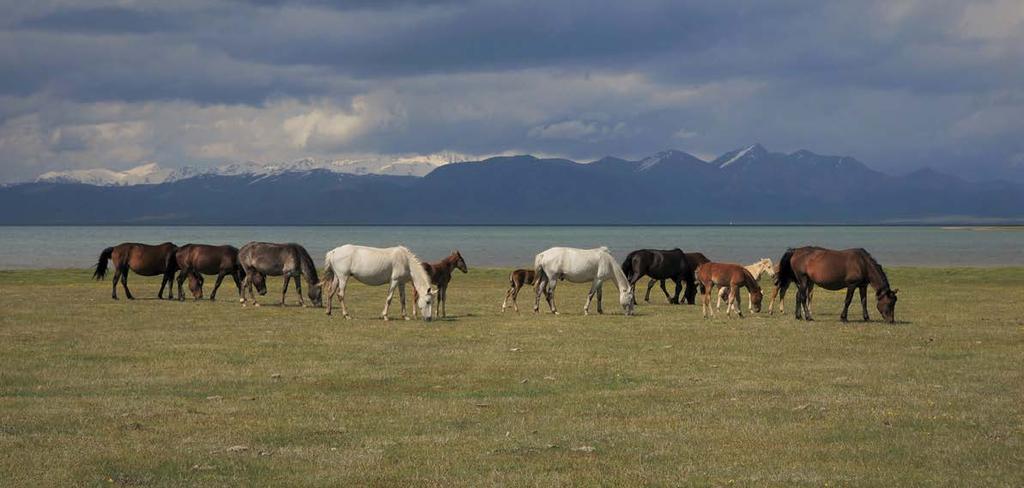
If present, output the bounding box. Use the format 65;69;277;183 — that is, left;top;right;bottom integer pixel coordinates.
0;0;1021;182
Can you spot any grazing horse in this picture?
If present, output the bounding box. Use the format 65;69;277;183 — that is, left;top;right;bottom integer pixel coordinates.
776;246;898;322
412;250;468;319
501;269;536;313
640;252;710;304
534;247;635;316
321;245;435;321
238;242;321;307
717;258;774;310
174;244;245;301
695;262;764;318
93;242;179;300
622;249;708;305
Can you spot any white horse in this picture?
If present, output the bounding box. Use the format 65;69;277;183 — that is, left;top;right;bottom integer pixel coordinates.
717;258;774;311
533;247;635;316
321;245;435;321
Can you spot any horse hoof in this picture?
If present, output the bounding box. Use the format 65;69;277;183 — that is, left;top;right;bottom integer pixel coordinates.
344;315;352;320
403;316;410;321
239;298;245;303
253;303;261;308
382;316;390;322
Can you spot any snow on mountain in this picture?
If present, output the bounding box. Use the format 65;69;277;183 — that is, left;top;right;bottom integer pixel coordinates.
34;157;443;186
637;149;705;171
713;143;767;169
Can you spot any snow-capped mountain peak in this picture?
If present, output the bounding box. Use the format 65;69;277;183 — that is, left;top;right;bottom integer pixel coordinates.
638;149;704;171
36;162;177;186
715;143;767;169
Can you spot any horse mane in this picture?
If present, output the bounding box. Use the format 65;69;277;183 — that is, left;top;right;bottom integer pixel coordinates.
857;248;890;293
596;246;609;253
292;243;319;284
399;246;431;290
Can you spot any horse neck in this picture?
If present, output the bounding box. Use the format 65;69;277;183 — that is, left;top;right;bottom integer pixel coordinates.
742;269;761;292
608;257;630;291
406;252;432;294
295;247;319;285
863;256;890;293
437;253;458;272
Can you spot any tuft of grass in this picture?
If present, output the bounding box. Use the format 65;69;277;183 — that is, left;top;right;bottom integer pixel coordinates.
0;267;1022;486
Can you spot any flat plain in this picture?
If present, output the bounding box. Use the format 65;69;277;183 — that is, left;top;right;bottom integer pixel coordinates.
0;267;1021;486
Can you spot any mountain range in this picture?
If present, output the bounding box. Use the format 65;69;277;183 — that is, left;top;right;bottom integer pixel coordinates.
2;144;1021;224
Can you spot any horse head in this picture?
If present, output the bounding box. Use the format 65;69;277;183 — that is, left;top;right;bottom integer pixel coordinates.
760;259;775;277
308;279;323;307
620;284;635;316
749;288;764;312
877;288;898;323
453;250;468;273
187;272;204;299
251;272;268;295
417;286;436;321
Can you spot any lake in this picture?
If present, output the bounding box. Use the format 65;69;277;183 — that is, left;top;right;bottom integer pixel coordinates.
0;226;1020;269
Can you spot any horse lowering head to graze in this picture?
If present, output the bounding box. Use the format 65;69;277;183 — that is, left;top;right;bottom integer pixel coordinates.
93;242;179;300
174;244;244;301
534;246;634;316
695;262;763;318
412;250;469;319
624;249;709;305
186;271;204;300
717;258;775;310
776;246;898;323
502;268;536;313
238;242;321;307
321;245;435;321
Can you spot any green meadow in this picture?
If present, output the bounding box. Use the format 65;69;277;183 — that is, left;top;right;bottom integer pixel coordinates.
0;267;1021;486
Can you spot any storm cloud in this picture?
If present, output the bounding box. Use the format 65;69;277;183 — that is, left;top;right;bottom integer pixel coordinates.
1;0;1022;182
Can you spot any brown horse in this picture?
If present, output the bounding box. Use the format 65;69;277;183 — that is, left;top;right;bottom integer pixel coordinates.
695;262;763;318
776;246;898;322
768;272;813;315
174;244;245;301
93;242;179;300
501;268;536;313
412;250;468;318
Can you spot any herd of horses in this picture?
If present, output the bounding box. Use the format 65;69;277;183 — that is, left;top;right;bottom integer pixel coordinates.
93;242;899;323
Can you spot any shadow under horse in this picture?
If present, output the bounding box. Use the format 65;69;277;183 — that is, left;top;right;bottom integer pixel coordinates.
238;242;321;307
621;249;709;305
93;242;179;300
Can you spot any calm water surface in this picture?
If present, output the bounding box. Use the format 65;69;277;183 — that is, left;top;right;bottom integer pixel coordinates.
0;226;1020;268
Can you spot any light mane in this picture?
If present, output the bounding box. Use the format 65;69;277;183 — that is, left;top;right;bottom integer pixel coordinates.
399;246;432;293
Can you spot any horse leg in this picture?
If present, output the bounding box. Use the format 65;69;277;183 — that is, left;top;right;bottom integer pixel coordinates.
502;283;514;312
732;284;743;318
794;283;804;320
859;284;870;321
325;277;335;316
804;283;815;320
533;275;544;313
717;287;727;310
176;270;188;301
840;286;855;322
111;268;121;300
337;276;351;319
644;278;656;302
280;275;291;306
545;278;558;315
382;280;398;321
584;281;598;315
210;271;227;301
120;267;134;300
684;279;698;305
157;272;168;299
233;271;243;301
510;284;522;313
294;274;306;307
702;284;713;318
440;285;447;318
670;279;682;304
400;283;410;320
596;282;604;314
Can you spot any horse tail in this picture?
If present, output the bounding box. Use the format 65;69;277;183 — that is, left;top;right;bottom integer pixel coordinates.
776;248;796;289
93;247;114;280
321;251;335;288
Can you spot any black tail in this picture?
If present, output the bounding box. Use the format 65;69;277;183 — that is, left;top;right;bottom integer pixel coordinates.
776;248;796;290
93;247;113;280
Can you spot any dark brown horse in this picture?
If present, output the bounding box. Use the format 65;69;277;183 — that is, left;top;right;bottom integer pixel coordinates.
412;250;468;318
695;262;763;318
501;268;536;313
623;250;709;304
776;246;898;322
174;244;245;301
93;242;179;300
238;242;322;307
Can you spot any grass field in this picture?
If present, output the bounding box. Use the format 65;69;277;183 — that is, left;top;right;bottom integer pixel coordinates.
1;267;1022;486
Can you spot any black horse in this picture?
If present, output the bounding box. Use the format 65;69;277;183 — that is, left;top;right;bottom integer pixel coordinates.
238;242;322;307
621;249;709;305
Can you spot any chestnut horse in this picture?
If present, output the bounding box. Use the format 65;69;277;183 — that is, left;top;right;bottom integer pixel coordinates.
501;268;536;313
695;262;763;318
412;250;468;319
776;246;898;322
174;244;245;301
93;242;179;300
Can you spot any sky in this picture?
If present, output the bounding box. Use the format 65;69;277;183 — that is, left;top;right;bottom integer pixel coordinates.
1;0;1022;182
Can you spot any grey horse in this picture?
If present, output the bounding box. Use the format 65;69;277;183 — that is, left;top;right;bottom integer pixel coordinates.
238;242;322;307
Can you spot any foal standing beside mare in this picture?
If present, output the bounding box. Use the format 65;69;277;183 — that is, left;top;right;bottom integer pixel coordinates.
717;258;774;310
776;246;898;322
238;242;321;307
412;250;468;318
695;263;763;318
175;244;245;301
93;242;179;300
501;269;536;313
